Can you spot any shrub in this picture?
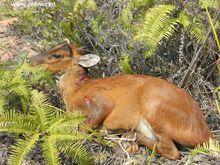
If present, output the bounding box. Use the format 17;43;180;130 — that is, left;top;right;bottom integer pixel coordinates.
0;55;54;113
0;90;93;165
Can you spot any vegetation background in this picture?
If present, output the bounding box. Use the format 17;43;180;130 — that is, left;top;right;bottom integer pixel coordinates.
0;0;219;164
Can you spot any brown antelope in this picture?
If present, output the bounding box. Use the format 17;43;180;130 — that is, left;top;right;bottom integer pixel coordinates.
30;43;213;160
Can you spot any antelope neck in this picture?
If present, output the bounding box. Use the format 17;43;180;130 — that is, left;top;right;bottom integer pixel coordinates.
59;66;88;96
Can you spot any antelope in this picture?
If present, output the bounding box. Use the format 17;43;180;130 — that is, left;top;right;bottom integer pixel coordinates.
29;43;213;160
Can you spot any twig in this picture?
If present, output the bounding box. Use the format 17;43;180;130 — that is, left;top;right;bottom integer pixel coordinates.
118;140;131;161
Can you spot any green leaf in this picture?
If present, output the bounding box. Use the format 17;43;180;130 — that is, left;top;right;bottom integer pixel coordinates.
0;122;36;135
42;137;60;165
189;139;220;163
134;5;177;56
178;12;190;28
47;115;85;133
8;134;39;165
73;0;96;13
50;133;91;141
199;0;220;10
119;54;134;74
133;0;154;7
187;21;206;44
57;141;93;165
0;94;5;113
119;1;133;28
0;110;37;135
30;90;49;125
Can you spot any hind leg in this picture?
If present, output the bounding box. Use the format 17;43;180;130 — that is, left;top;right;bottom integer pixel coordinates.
136;133;180;160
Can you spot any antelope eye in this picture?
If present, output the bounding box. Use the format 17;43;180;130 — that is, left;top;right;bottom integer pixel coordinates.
52;54;62;59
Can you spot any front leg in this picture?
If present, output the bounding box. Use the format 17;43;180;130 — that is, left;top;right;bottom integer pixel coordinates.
84;94;114;129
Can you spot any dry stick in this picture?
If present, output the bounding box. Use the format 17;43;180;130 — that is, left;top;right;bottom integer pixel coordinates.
118;140;131;161
180;11;220;87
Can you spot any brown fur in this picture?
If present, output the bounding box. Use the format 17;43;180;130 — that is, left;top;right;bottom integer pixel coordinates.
29;43;213;160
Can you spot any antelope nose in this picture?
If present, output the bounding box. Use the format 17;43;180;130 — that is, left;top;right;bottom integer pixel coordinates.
29;55;38;66
29;54;45;66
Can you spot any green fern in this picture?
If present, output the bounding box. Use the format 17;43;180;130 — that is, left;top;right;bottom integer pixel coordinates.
134;5;178;57
119;0;155;27
118;1;134;29
199;0;220;10
9;134;39;165
0;90;94;164
189;139;220;163
188;20;206;44
119;54;134;74
42;137;61;165
177;11;206;44
73;0;96;13
134;3;219;56
57;141;93;165
0;57;54;112
0;94;5;113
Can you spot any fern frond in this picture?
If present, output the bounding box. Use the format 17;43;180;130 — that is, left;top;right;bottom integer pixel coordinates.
30;90;49;124
43;104;64;120
177;11;190;28
9;62;30;90
156;18;178;40
42;137;60;165
46;117;65;133
47;114;85;133
178;11;206;44
50;133;91;141
187;21;206;44
30;90;65;126
134;5;177;56
0;60;54;113
0;110;33;123
190;139;220;163
8;133;39;165
119;54;134;74
29;65;54;86
0;122;36;135
133;0;154;7
142;18;178;57
57;141;93;165
0;110;37;134
118;1;133;29
135;5;177;40
201;139;220;158
73;0;96;13
9;84;30;107
199;0;220;10
143;46;157;57
0;94;5;113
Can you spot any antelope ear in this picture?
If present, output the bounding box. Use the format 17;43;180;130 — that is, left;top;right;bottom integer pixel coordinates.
78;54;100;67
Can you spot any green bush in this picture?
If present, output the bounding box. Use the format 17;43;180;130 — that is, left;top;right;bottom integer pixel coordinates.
0;56;96;164
0;55;54;113
0;90;93;165
2;0;219;74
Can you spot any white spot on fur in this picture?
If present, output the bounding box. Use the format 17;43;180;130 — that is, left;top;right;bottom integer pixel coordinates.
136;117;157;141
